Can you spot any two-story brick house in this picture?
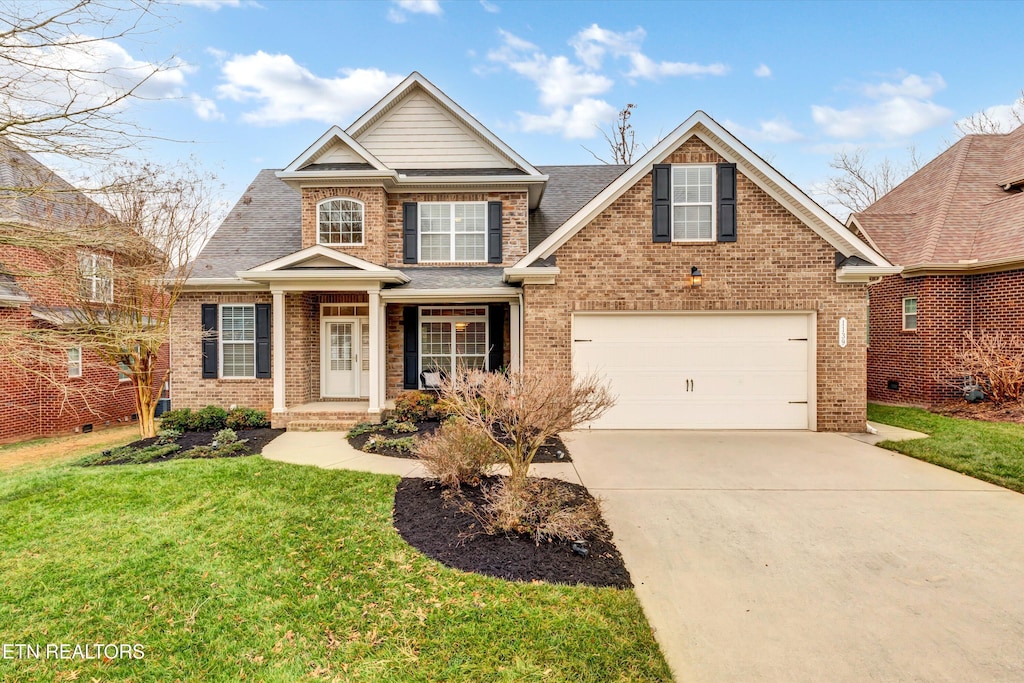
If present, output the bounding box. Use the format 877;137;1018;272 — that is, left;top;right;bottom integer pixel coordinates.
0;142;168;443
173;73;895;431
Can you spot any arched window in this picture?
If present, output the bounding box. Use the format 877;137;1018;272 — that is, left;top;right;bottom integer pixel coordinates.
317;198;364;245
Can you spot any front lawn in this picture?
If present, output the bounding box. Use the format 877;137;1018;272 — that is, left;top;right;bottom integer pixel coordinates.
0;457;670;682
868;403;1024;493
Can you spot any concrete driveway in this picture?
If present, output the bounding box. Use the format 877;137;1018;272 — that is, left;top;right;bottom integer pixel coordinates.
564;430;1024;682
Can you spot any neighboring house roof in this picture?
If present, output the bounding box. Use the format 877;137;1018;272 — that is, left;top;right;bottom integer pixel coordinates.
0;266;31;305
852;125;1024;271
514;111;890;272
190;169;301;280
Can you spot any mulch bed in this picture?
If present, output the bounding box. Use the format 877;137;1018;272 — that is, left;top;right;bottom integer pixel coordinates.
348;419;572;463
132;428;285;455
393;476;631;588
931;400;1024;424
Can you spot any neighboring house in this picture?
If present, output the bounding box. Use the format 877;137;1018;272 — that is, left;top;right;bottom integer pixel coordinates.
173;72;893;432
850;124;1024;405
0;142;166;443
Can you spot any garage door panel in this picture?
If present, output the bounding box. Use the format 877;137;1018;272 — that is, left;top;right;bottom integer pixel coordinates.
572;313;811;430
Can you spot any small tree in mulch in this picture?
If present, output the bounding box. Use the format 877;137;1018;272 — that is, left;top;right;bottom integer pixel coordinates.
937;330;1024;403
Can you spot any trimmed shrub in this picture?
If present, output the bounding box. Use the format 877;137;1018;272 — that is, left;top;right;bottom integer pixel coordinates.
226;407;270;430
482;478;604;544
155;428;182;445
214;428;238;445
382;419;418;433
192;405;228;432
417;419;497;488
184;440;249;459
391;390;437;422
347;421;379;438
158;409;194;432
365;435;416;454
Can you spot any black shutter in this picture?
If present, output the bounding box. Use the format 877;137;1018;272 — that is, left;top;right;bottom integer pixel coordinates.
201;304;218;379
255;303;271;378
487;200;503;263
717;162;737;243
652;164;671;242
403;306;419;389
488;304;505;372
403;202;418;263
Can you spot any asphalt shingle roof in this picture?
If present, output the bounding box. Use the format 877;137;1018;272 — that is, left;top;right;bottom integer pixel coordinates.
395;267;511;290
854;127;1024;266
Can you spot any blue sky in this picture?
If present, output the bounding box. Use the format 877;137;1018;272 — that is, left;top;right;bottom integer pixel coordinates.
82;0;1024;216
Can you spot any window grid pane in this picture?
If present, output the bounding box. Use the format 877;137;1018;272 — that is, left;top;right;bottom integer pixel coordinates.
68;348;82;377
221;305;256;377
223;343;255;377
318;199;363;244
671;166;714;241
419;203;487;262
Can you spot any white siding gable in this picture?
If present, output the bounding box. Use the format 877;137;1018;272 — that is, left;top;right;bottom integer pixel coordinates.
315;143;367;165
356;89;514;169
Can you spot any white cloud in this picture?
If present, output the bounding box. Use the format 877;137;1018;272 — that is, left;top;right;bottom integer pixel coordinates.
388;0;442;22
518;98;617;138
479;0;499;12
626;53;728;79
723;117;803;143
955;96;1024;133
215;52;403;125
189;93;223;121
754;63;772;78
812;72;952;140
570;24;645;69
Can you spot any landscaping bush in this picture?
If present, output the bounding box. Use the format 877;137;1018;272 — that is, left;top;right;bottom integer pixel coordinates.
482;477;604;544
156;428;183;445
214;428;238;445
226;407;270;430
184;440;249;459
391;390;437;422
364;435;416;455
417;419;498;488
382;418;418;433
192;405;229;431
77;443;181;467
158;408;194;432
347;421;380;438
938;330;1024;403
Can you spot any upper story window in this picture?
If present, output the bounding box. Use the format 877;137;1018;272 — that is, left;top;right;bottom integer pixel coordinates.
902;297;918;331
672;165;715;241
419;202;487;262
68;346;82;378
318;198;364;246
78;252;113;303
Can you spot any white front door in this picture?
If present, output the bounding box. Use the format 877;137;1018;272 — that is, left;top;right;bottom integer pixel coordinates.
323;318;357;397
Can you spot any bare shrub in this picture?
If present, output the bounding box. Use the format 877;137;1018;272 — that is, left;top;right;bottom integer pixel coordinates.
482;478;605;544
438;369;615;491
417;419;497;488
937;330;1024;403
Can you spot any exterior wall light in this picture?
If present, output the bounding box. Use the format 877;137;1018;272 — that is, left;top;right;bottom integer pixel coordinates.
688;266;703;288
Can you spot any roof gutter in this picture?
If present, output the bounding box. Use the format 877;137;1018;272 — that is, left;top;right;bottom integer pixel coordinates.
835;265;903;283
503;266;560;285
900;256;1024;277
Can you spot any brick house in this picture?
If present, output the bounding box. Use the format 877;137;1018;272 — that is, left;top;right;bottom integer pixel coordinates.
174;72;893;431
0;143;168;443
850;124;1024;405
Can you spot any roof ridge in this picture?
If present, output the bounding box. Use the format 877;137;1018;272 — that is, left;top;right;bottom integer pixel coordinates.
920;134;973;262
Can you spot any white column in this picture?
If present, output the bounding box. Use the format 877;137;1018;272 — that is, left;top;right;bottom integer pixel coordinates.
378;295;387;408
368;290;382;414
272;290;286;415
510;299;522;371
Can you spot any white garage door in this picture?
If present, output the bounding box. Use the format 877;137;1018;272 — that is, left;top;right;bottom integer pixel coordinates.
572;313;812;430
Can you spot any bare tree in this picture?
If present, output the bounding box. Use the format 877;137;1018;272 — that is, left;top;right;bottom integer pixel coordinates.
0;159;218;437
437;369;615;491
819;146;922;215
584;103;638;164
955;90;1024;136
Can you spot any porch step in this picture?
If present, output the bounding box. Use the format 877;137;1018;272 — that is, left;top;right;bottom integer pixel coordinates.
287;418;362;432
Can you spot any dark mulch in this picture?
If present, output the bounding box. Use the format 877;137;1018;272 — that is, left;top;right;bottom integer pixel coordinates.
348;419;572;463
932;400;1024;424
132;427;285;455
393;476;631;588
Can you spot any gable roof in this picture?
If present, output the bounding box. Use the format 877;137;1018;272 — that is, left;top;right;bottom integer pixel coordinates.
281;125;388;174
514;111;890;269
531;165;630;253
347;72;543;177
852;126;1024;270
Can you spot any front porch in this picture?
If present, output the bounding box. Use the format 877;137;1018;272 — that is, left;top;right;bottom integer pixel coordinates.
275;400;374;431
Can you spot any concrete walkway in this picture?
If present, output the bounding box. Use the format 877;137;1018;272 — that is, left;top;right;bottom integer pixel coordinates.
261;431;582;483
565;429;1024;682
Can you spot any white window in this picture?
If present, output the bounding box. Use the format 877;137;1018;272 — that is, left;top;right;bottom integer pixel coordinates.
419;202;487;262
317;198;364;245
78;252;113;303
68;347;82;378
419;307;488;386
902;297;918;331
117;344;140;382
672;165;715;241
221;305;256;378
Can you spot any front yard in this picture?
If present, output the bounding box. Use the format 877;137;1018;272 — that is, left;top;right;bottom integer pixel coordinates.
0;455;670;682
869;403;1024;493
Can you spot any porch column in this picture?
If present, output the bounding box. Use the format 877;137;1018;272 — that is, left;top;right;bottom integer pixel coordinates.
510;299;522;371
368;290;382;414
378;295;387;408
272;290;285;415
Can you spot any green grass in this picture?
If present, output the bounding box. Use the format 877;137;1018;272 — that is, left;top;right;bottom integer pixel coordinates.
868;403;1024;493
0;456;670;682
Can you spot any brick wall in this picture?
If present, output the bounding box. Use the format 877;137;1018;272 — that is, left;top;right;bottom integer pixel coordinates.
868;268;1024;405
301;187;388;262
522;136;869;432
